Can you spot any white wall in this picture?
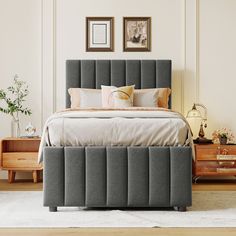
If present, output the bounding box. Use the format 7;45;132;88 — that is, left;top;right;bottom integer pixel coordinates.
198;0;236;138
0;0;42;137
0;0;42;179
1;0;236;179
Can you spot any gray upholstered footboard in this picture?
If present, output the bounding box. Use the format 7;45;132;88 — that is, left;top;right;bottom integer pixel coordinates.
43;146;192;211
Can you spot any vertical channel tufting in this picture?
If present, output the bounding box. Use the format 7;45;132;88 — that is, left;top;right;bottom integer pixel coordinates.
170;147;192;207
85;147;107;206
149;147;170;206
127;147;149;206
64;147;85;206
43;147;64;207
156;60;171;88
66;60;172;108
65;60;81;108
96;60;110;88
111;60;126;87
126;60;141;88
106;147;128;206
81;60;95;88
141;60;156;88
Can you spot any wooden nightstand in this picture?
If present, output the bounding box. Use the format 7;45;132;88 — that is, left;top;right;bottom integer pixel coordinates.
0;138;42;183
194;144;236;182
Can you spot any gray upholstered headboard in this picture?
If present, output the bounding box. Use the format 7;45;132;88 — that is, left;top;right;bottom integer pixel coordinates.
66;60;172;108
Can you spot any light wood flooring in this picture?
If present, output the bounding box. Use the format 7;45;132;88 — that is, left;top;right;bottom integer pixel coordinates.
0;228;236;236
0;179;235;236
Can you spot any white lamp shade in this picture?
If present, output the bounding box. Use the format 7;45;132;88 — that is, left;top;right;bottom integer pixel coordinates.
186;108;202;119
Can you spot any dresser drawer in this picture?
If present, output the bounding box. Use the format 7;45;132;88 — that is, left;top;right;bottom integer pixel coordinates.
2;152;42;169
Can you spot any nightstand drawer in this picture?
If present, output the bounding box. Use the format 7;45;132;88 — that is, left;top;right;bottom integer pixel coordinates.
196;147;236;160
2;152;41;169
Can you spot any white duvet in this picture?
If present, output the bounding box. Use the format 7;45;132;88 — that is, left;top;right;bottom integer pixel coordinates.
38;107;193;162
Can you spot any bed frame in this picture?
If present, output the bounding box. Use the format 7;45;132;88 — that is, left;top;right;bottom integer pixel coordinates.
43;60;192;212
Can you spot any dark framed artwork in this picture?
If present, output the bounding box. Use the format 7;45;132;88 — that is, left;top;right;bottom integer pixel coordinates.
123;17;151;52
86;17;114;52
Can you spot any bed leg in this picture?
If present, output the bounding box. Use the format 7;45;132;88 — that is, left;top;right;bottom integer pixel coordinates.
49;206;57;212
174;206;187;212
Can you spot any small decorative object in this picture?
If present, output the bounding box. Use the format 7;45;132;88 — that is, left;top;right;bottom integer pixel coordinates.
123;17;151;52
25;122;36;137
212;128;235;145
186;103;212;143
0;75;32;137
86;17;114;52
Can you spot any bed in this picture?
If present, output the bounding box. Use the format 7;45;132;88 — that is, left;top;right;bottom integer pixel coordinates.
42;60;192;212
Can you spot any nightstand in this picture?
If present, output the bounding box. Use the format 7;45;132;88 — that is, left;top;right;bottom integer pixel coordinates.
194;144;236;182
0;138;42;183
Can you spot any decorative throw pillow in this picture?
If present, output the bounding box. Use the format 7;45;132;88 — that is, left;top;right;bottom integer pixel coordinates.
101;85;135;108
133;89;159;107
68;88;102;108
111;85;135;108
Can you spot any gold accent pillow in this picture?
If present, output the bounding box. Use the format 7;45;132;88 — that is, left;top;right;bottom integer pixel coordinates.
101;85;135;108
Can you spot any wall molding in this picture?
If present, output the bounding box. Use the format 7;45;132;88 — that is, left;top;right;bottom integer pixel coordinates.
40;0;43;131
41;0;55;128
53;0;57;113
195;0;200;103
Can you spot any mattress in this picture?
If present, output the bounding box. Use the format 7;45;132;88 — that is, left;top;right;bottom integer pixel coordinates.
38;107;193;162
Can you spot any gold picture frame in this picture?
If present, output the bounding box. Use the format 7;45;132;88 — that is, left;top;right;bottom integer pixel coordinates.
123;17;151;52
86;17;114;52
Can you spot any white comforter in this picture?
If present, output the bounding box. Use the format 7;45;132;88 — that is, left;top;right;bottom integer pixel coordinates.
38;107;193;162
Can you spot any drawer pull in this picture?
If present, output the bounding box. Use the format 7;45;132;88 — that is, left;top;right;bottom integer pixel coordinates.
17;158;26;161
217;155;236;160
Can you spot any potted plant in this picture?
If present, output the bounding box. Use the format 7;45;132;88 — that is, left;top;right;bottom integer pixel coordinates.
212;128;235;145
0;75;32;137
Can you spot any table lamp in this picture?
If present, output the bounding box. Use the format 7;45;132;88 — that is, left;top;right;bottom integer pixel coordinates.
186;103;212;143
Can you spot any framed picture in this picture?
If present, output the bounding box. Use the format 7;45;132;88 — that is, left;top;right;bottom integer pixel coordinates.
123;17;151;52
86;17;114;52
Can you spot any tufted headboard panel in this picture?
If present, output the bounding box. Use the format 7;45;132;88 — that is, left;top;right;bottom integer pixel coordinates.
66;60;172;108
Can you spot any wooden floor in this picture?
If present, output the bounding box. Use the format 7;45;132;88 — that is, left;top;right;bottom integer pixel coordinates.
0;179;236;236
0;228;236;236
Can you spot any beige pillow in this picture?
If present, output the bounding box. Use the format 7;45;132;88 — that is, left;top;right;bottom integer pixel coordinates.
68;88;101;108
101;85;135;108
134;88;171;108
157;88;171;108
133;89;159;107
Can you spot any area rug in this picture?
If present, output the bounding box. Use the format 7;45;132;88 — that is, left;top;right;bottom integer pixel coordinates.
0;191;236;227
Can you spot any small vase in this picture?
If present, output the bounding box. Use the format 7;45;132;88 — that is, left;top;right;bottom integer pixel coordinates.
219;137;227;145
12;118;21;138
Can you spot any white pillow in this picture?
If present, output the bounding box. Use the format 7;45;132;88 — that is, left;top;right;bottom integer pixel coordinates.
68;88;101;108
79;89;102;107
133;89;159;107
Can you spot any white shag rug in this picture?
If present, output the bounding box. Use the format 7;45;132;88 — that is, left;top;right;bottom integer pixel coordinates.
0;191;236;227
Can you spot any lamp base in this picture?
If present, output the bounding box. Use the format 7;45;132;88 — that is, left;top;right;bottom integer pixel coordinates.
194;137;213;144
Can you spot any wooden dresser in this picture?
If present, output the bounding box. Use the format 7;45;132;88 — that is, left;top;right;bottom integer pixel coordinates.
0;138;42;183
194;144;236;182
